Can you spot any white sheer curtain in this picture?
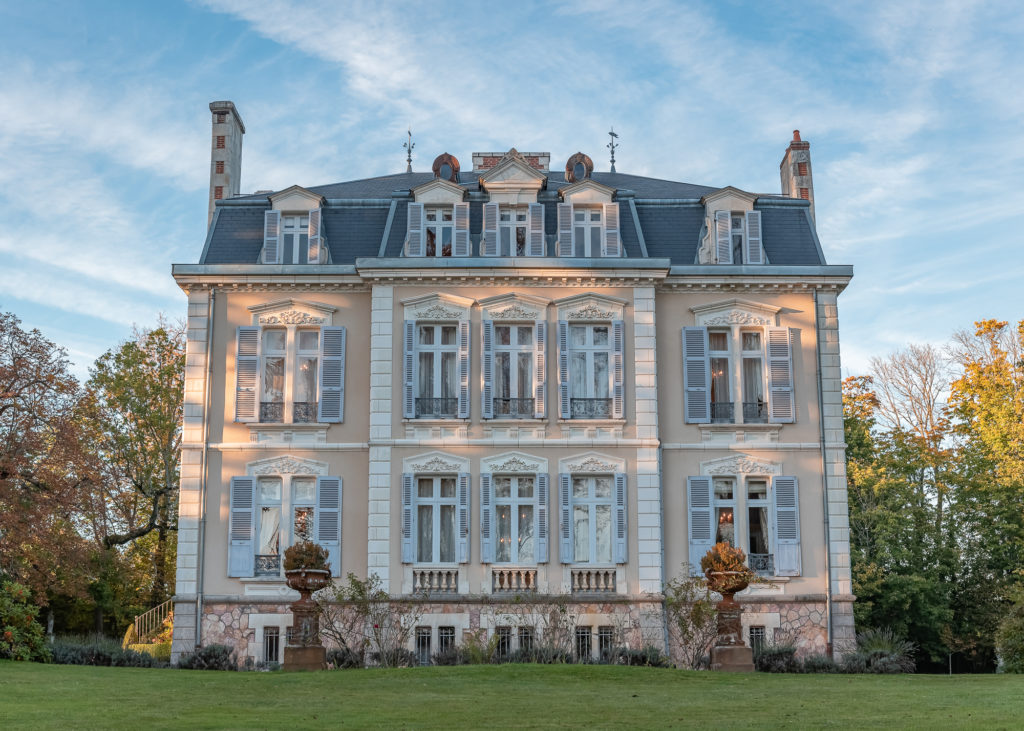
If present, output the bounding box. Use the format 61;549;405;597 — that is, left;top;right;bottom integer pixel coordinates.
259;506;280;555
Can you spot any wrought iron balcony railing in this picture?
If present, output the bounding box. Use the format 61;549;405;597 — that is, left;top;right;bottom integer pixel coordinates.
749;553;774;576
260;401;284;423
570;397;612;419
493;397;535;418
710;401;735;423
293;401;318;423
743;401;767;423
254;554;281;577
415;397;458;418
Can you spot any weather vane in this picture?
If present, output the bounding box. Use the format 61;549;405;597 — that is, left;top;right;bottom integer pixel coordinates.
607;127;619;173
403;129;415;173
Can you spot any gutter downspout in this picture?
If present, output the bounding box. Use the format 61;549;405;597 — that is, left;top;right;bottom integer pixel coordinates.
196;288;216;649
813;288;834;655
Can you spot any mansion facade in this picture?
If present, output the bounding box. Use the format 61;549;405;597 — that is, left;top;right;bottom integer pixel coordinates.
170;101;855;665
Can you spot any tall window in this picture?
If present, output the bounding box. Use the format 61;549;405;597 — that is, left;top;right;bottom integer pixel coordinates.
438;626;456;654
263;627;280;664
741;331;766;423
292;477;316;543
415;627;432;666
417;324;458;417
575;626;593;661
424;206;453;257
495;627;512;659
746;479;772;574
282;215;310;264
731;214;744;264
518;627;534;653
257;477;282;576
499;207;528;257
294;330;319;423
713;478;735;546
569;324;610;418
709;331;732;423
494;325;533;417
598;626;615;660
416;476;457;563
573;208;603;257
261;329;286;422
494;475;535;564
573;475;613;564
253;326;325;424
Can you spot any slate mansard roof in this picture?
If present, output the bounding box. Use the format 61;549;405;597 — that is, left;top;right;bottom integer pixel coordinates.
201;170;827;267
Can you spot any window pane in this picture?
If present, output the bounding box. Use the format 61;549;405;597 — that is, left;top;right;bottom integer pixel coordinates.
571;353;587;398
595;504;612;563
711;357;730;403
258;478;281;502
496;505;511;563
262;329;286;352
418;352;433;399
495;326;511;345
515;227;526;257
749;506;770;554
518;477;535;498
296;357;317;402
263;357;284;402
593;352;609;398
440;505;455;562
294;507;313;542
517;327;532;345
426;209;438;222
293;478;315;503
742;332;761;351
495;352;511;399
440;352;456;400
743;358;764;403
519;505;535;563
714;479;734;500
574;505;589;562
418;479;434;498
298;330;319;351
574;228;585;257
591;226;601;256
500;227;511;256
593;327;608;346
440;478;456;498
517;352;531;399
442;209;453;222
716;507;735;545
441;227;452;257
748;480;768;501
575;211;585;222
572;477;588;499
425;228;436;257
709;332;728;351
418;326;434;345
594;477;612;499
493;477;512;499
259;506;280;555
590;210;601;222
417;505;433;562
570;326;586;347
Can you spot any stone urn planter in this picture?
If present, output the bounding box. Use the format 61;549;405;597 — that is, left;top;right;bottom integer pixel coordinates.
282;542;332;671
702;544;757;672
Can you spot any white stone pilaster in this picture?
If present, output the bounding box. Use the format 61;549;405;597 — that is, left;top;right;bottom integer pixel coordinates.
632;286;663;593
368;285;394;590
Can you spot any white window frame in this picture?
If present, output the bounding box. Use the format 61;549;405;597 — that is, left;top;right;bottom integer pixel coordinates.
254;474;317;578
740;330;767;424
572;206;604;257
492;323;534;418
730;213;745;265
571;474;615;565
492;474;537;565
708;329;732;423
498;205;529;257
258;326;322;424
414;475;459;565
568;323;613;418
414;323;460;418
710;474;775;576
282;214;310;264
424;205;454;257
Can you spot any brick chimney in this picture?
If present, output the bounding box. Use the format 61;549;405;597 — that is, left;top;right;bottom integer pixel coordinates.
780;130;814;222
208;101;245;226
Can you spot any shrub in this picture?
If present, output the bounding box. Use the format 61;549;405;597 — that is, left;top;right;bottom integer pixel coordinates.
283;540;330;572
663;573;717;670
754;641;800;673
177;643;238;670
369;647;417;668
855;627;916;673
326;646;364;669
801;653;839;673
0;581;50;662
128;641;172;663
50;635;161;668
507;646;572;664
431;645;469;666
609;646;669;667
996;586;1024;673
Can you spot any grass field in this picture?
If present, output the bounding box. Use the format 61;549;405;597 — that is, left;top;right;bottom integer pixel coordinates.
1;661;1022;729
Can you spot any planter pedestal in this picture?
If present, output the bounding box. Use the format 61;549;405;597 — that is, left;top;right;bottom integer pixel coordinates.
282;568;331;672
710;645;754;672
284;645;326;671
707;572;755;673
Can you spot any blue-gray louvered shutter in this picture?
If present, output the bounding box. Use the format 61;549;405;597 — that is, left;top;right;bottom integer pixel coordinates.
612;320;625;418
687;476;714;575
534;321;546;418
682;327;710;424
715;210;732;264
228;476;255;577
235;326;260;422
773;476;801;576
557;203;573;256
402;321;415;418
613;472;627;564
482;320;494;419
768;328;795;423
307;208;324;264
406;202;424;256
401;473;414;563
528;202;545;256
603;203;621;257
558;473;572;563
454;202;470;256
457;472;471;563
745;210;763;265
536;473;549;563
557;321;570;418
482;202;499;256
318;326;345;422
315;476;342;576
458;321;471;418
480;473;494;563
263;210;281;264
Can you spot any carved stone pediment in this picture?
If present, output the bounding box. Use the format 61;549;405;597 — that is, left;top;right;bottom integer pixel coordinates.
258;310;325;325
701;454;780;476
415;304;464;320
248;298;336;326
691;299;781;328
482;452;547;474
554;293;627;322
248;456;328;476
567;304;616;321
404;451;470;474
479;293;549;322
402;293;475;322
560;452;626;474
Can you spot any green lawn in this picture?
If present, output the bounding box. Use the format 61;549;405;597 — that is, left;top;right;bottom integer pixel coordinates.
1;662;1022;729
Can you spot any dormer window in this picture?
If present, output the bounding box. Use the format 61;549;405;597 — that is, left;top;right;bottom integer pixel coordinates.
556;201;620;258
499;206;528;257
283;215;309;263
712;209;762;265
425;206;454;257
574;208;604;257
482;203;545;257
405;201;470;257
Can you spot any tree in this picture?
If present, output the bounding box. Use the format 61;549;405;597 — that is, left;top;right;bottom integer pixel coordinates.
84;321;185;605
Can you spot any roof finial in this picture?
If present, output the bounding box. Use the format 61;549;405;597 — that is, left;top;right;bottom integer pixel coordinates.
607;127;619;173
403;129;415;173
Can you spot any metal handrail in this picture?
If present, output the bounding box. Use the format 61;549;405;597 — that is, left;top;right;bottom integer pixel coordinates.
128;598;173;647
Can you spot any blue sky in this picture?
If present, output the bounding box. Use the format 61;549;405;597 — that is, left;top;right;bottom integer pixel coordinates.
1;0;1022;379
